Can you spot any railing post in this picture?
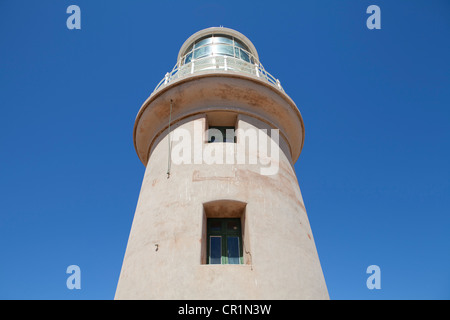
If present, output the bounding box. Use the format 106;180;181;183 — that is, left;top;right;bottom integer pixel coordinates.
164;72;169;85
276;79;282;90
154;54;284;94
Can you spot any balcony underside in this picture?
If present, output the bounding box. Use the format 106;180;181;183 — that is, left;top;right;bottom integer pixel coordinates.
134;72;305;166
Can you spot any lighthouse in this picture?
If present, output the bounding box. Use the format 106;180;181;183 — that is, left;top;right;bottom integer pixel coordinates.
115;27;329;299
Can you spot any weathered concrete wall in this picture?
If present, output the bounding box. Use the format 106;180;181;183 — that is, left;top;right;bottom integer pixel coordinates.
115;113;329;299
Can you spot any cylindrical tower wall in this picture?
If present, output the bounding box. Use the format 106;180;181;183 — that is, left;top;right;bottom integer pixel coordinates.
115;112;328;299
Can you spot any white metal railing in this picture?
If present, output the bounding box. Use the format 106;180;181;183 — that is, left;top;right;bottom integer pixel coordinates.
152;48;283;94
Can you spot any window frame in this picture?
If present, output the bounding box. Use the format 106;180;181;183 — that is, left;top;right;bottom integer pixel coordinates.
206;218;243;265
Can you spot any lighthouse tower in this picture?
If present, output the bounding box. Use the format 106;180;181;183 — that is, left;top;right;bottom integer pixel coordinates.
115;27;329;299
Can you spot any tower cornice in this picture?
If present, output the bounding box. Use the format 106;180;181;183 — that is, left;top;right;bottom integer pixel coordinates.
133;72;305;167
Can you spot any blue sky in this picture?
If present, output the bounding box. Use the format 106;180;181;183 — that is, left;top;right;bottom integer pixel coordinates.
0;0;449;300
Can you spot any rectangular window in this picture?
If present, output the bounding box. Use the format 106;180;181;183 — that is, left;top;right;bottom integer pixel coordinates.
207;126;236;143
207;218;243;265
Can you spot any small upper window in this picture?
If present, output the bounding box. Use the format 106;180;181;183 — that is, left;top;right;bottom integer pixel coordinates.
207;126;236;143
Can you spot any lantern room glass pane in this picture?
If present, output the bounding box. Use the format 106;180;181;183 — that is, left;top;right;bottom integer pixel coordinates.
240;49;250;62
213;44;234;57
194;46;212;59
213;36;233;45
234;47;240;58
234;39;249;51
185;44;193;54
182;34;255;65
195;36;213;48
184;52;193;64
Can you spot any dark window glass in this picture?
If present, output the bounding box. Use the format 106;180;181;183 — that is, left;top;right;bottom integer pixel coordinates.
227;220;239;231
210;236;222;264
208;126;236;143
227;236;240;264
210;220;222;232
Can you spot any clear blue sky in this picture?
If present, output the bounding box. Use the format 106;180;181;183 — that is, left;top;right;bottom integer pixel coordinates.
0;0;449;300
